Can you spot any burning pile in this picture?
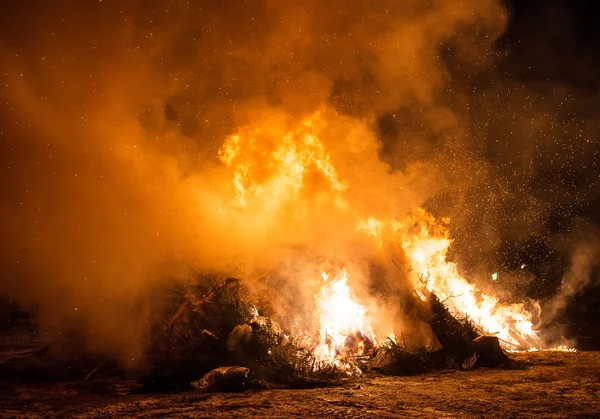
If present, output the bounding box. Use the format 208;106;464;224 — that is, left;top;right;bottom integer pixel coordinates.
2;0;592;398
135;108;574;389
214;108;548;353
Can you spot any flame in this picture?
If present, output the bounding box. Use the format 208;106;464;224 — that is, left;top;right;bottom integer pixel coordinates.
218;109;573;359
520;345;577;353
313;270;376;367
356;217;385;249
217;110;346;210
392;209;541;350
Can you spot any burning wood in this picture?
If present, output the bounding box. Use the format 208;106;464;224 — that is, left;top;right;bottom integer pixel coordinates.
132;266;547;391
0;248;577;394
312;270;377;368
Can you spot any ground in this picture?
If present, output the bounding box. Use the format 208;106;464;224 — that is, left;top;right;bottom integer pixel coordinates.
0;350;598;418
1;324;599;418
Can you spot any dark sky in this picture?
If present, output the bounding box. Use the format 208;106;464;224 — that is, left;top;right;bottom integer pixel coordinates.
496;0;600;339
505;0;600;87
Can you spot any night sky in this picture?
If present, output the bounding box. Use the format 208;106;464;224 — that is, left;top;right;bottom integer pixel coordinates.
497;0;600;339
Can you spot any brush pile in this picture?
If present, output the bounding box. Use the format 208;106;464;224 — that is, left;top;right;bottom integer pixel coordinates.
137;274;511;392
138;275;352;391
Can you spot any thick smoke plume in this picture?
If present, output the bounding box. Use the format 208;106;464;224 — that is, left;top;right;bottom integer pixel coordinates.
1;0;598;364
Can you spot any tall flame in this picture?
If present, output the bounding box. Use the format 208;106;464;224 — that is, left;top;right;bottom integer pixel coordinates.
313;270;376;367
392;209;541;350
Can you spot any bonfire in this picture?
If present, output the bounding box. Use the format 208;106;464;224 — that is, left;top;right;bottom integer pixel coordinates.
131;110;575;390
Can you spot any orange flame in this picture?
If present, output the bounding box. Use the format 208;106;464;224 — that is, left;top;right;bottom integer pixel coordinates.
217;111;346;210
313;270;376;367
392;209;541;350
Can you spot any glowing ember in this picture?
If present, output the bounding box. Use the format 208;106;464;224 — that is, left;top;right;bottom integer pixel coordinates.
518;346;578;353
313;270;376;368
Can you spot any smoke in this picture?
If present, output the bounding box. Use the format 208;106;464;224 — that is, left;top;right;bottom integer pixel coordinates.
0;0;598;363
545;222;600;322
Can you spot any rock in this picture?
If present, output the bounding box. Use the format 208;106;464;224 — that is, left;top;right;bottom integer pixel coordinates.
471;335;508;367
191;366;250;392
227;325;253;351
369;348;427;376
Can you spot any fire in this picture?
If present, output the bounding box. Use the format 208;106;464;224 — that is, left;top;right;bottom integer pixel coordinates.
313;270;376;368
218;108;573;362
523;345;577;353
356;217;385;249
217;110;346;210
392;209;541;350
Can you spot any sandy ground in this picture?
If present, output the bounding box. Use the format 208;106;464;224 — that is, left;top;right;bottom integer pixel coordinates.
0;350;598;418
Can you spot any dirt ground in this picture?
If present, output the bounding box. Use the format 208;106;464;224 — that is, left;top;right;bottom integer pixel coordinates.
0;324;598;418
0;350;597;418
